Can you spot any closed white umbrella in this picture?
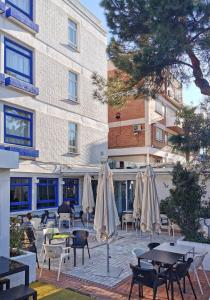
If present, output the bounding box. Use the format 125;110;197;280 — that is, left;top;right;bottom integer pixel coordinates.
133;172;143;219
140;165;161;234
94;162;120;275
82;174;95;227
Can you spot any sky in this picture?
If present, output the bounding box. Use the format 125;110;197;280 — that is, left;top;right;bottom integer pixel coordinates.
80;0;204;106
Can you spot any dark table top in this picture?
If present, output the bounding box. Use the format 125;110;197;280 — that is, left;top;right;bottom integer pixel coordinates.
137;249;184;266
0;256;28;278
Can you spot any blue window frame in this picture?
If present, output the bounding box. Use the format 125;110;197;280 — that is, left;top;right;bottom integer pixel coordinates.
4;38;33;84
10;177;32;212
4;105;33;147
37;178;58;209
63;178;79;205
68;19;77;49
6;0;33;19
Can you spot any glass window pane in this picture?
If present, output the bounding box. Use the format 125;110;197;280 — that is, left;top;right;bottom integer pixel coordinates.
68;72;78;101
68;20;77;47
68;123;78;152
37;178;58;209
10;177;31;212
63;178;79;205
6;0;31;17
114;181;126;215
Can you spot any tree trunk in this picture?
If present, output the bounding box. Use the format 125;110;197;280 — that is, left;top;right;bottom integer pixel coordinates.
186;151;190;163
187;49;210;96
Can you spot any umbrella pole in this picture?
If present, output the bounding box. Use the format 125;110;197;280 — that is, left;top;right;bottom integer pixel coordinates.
107;239;110;273
87;213;89;228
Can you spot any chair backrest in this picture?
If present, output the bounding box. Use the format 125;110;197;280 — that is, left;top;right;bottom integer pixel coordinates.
59;213;70;221
131;248;146;258
193;252;208;268
43;227;59;236
44;244;63;259
25;227;36;244
147;242;160;250
130;264;157;287
175;258;193;279
122;213;134;222
72;230;89;246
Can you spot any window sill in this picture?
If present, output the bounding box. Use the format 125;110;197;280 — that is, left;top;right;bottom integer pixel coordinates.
68;152;80;156
68;43;80;53
0;1;5;13
6;7;39;33
5;76;39;96
1;144;39;158
68;98;80;104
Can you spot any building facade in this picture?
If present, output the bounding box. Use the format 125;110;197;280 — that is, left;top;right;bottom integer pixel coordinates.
0;0;108;214
108;61;185;167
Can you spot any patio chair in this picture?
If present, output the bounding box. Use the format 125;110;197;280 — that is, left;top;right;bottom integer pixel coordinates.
71;230;90;267
23;227;39;268
0;278;10;291
58;213;71;229
39;244;71;281
165;258;197;300
122;213;135;232
128;264;169;300
40;228;66;257
189;251;210;295
147;243;160;250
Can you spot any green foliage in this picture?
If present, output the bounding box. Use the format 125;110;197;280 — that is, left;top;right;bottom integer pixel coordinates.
163;162;204;241
169;105;208;162
10;217;24;255
101;0;210;97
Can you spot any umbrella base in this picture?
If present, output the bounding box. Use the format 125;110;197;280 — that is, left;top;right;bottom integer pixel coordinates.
93;267;123;278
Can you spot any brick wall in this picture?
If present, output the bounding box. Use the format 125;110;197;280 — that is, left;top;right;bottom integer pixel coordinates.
108;124;145;148
151;124;167;149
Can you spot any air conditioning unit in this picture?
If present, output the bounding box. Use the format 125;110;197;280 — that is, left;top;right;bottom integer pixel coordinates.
133;124;142;134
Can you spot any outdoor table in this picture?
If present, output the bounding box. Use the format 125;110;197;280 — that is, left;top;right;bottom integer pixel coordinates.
137;249;184;300
155;242;194;256
0;256;29;286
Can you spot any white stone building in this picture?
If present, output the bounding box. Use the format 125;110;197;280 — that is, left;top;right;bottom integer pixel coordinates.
0;0;108;214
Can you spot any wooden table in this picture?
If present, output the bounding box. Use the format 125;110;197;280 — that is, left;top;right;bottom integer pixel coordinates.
0;256;29;286
137;249;184;300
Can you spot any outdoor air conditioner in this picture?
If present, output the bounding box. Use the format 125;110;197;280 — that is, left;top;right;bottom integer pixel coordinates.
133;124;142;134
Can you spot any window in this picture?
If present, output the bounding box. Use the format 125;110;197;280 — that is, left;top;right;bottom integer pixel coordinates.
68;122;78;153
155;100;164;115
10;178;32;212
37;178;58;209
68;72;78;102
63;178;79;205
68;19;77;49
156;127;164;142
168;133;174;145
4;38;33;84
4;105;33;147
6;0;33;19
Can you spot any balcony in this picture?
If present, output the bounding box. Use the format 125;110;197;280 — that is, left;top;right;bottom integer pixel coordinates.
5;7;39;33
0;145;39;158
5;76;39;96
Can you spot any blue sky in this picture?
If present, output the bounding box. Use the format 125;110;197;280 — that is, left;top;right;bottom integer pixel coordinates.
80;0;203;106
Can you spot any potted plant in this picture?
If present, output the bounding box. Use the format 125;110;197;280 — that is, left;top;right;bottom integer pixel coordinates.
9;217;36;286
161;162;210;270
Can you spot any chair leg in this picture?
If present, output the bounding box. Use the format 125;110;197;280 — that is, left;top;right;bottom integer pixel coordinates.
39;255;46;278
187;272;197;299
57;257;62;281
87;243;91;258
176;278;184;300
128;280;134;300
202;265;210;286
165;282;169;300
153;287;157;300
82;248;84;265
194;267;203;295
73;248;76;267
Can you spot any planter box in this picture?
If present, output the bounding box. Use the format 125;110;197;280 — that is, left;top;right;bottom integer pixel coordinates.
177;239;210;271
8;251;36;287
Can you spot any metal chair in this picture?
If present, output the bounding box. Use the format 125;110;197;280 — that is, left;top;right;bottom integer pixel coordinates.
147;242;160;250
131;248;154;269
71;230;90;267
40;244;71;281
40;228;66;257
189;251;210;294
128;264;169;300
122;213;135;232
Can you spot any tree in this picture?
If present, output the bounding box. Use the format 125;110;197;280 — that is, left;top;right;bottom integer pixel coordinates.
161;162;204;241
169;105;206;162
100;0;210;98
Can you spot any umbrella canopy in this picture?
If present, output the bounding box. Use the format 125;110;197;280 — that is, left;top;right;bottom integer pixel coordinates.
82;174;95;214
140;165;161;234
133;172;143;219
94;162;120;242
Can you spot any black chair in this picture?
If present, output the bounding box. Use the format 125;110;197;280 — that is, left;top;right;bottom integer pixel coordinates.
0;278;10;291
23;227;39;268
165;258;197;300
147;242;160;250
0;285;37;300
128;264;169;300
71;230;90;267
